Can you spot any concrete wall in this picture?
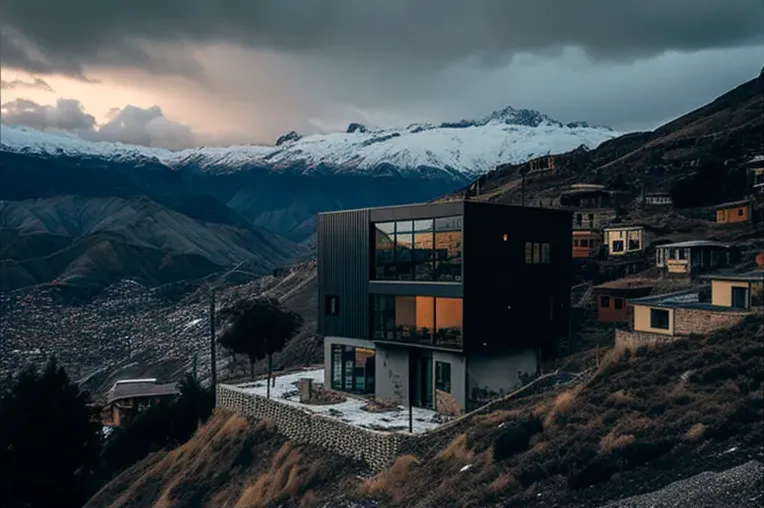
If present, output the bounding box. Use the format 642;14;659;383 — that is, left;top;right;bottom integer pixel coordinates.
467;348;538;401
217;385;414;471
432;350;467;411
633;304;674;335
375;345;409;405
711;280;749;307
323;336;376;387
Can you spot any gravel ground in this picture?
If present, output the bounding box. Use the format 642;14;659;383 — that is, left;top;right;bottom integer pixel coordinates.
599;460;764;508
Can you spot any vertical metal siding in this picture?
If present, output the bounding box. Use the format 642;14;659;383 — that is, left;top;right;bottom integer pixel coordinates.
317;209;370;339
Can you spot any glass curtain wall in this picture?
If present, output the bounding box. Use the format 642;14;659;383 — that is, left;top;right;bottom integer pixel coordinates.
374;216;461;282
372;295;463;349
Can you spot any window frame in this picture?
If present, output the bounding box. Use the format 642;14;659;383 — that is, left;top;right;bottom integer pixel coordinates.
600;295;610;308
650;308;670;330
614;298;624;310
435;361;451;393
325;295;340;316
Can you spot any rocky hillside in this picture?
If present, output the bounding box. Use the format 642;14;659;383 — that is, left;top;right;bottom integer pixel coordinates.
0;196;307;291
448;72;763;208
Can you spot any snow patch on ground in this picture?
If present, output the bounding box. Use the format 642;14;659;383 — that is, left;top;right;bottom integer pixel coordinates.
233;368;446;434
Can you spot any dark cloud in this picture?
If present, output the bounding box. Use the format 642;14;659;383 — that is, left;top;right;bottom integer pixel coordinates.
1;1;762;77
1;98;96;131
1;98;196;149
0;77;55;92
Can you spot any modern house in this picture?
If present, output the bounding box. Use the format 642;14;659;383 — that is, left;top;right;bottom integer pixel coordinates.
616;270;763;345
591;278;653;323
103;378;180;427
644;192;673;207
603;225;647;256
318;201;572;413
714;200;752;224
572;230;602;259
655;240;730;276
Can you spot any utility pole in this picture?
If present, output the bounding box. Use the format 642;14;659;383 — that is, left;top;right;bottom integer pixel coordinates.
209;290;217;403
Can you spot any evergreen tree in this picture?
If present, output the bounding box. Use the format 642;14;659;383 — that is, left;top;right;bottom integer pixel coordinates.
219;297;302;396
0;359;102;508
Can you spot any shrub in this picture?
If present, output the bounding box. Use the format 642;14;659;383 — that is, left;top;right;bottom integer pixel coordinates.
493;417;543;461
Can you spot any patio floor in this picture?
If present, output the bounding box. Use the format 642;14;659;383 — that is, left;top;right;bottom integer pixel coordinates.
233;368;448;434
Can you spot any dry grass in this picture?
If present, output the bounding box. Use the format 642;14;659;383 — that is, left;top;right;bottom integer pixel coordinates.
436;433;475;464
607;389;634;405
543;386;581;428
685;423;707;441
474;409;523;427
487;473;519;495
361;455;419;504
599;430;636;454
595;340;633;377
234;444;320;508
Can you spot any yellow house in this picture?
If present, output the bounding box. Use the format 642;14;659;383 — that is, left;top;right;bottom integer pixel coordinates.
625;270;763;341
603;226;645;256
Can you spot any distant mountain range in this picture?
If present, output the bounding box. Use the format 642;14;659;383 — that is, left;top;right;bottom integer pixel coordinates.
0;106;616;251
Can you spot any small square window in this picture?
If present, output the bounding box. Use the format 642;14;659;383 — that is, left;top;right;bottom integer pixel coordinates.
600;296;610;308
738;208;744;216
325;295;339;316
614;298;623;310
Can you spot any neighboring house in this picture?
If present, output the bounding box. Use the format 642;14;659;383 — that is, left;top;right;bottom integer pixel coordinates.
603;225;646;256
559;184;620;231
655;240;730;276
714;200;752;224
746;155;764;194
592;279;653;323
617;270;763;345
317;201;572;413
572;230;602;259
644;192;673;207
104;378;180;427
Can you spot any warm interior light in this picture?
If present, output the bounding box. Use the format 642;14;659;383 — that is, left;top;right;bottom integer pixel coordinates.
502;233;508;241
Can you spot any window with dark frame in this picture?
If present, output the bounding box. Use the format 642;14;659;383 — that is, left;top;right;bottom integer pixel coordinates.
541;243;551;263
614;298;624;310
532;243;541;264
600;296;610;308
650;308;670;330
525;242;533;263
738;208;744;216
325;295;339;316
612;240;625;252
435;361;451;393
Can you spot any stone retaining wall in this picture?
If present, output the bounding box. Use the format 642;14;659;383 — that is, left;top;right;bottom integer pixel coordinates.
674;308;756;335
615;329;683;348
217;384;415;471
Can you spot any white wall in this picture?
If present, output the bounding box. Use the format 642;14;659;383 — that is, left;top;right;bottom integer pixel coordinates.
374;345;410;405
432;350;467;409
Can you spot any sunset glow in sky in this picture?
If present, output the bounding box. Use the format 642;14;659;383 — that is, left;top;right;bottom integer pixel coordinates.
1;1;763;148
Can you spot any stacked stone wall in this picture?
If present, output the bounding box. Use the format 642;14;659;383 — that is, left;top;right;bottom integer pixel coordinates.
217;385;415;471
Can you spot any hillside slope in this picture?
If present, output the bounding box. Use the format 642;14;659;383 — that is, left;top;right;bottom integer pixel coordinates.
87;317;763;508
0;196;307;291
453;72;763;207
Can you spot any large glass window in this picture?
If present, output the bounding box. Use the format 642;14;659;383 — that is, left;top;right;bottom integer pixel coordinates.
372;216;461;282
650;308;670;330
374;222;395;279
330;344;375;394
372;295;463;349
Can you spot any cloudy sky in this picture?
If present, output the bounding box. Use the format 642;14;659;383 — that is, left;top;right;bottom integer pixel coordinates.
1;0;763;148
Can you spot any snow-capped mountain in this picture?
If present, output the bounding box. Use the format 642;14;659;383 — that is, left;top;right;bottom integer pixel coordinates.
0;107;617;178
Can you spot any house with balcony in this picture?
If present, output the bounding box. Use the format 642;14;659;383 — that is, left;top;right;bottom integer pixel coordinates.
318;201;572;413
616;270;763;346
655;240;730;276
644;192;673;207
559;184;625;260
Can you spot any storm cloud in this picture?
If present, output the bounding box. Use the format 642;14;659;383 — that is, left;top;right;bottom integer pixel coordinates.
1;0;763;77
1;99;196;149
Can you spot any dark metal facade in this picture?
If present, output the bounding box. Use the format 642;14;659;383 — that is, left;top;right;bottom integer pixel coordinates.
317;201;572;355
317;208;371;339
